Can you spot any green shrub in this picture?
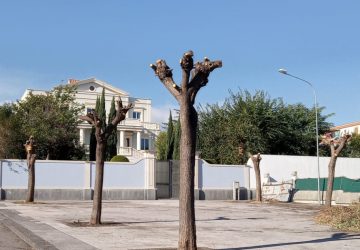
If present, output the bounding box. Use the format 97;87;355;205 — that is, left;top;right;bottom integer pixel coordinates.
110;155;129;162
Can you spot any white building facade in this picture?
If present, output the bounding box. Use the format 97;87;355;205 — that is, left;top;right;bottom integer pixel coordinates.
22;78;160;159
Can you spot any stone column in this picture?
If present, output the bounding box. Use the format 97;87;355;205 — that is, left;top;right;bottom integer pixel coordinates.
120;130;124;147
137;131;141;150
79;128;85;145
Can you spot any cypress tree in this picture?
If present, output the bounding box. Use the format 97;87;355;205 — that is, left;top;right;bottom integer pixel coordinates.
166;111;174;160
89;96;100;161
98;88;107;132
106;97;117;161
173;118;181;160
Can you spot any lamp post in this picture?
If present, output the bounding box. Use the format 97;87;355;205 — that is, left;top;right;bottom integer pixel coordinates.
278;68;321;205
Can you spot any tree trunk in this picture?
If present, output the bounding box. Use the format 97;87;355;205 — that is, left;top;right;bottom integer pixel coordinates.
25;154;36;203
325;156;337;207
250;153;262;202
90;141;106;225
178;102;197;250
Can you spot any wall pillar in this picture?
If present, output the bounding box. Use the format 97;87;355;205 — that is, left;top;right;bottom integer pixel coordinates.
137;131;141;150
244;165;251;200
194;153;203;200
0;160;3;200
144;152;156;200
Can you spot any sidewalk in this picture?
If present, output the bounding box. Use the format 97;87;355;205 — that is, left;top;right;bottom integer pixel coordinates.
0;200;359;249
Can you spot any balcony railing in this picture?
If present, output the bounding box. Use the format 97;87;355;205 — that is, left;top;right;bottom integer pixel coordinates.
118;147;144;159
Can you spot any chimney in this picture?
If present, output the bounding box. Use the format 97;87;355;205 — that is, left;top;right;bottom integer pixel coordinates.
68;79;79;85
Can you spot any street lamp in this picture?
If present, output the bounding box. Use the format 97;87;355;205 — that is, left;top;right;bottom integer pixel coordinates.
278;68;321;205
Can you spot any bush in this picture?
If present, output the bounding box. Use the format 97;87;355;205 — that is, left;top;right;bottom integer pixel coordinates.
110;155;129;162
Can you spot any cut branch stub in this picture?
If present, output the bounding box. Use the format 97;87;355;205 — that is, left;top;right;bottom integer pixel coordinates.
180;50;194;73
192;58;222;86
152;59;173;81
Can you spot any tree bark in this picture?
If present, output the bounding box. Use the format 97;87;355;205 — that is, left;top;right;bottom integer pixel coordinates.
325;156;337;207
90;141;106;224
25;153;36;202
251;153;262;202
150;51;222;250
322;134;351;207
178;102;197;249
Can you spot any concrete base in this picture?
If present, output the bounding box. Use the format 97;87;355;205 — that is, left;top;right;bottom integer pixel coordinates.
196;188;249;200
1;188;157;201
293;190;360;204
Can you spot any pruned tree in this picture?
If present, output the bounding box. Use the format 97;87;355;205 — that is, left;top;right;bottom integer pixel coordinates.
250;153;262;202
150;51;222;249
24;136;36;203
321;133;351;207
80;97;132;225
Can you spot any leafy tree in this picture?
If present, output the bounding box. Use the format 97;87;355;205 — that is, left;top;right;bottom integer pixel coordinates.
151;51;222;249
166;111;174;160
155;131;167;160
0;103;25;159
106;97;117;161
341;133;360;157
14;85;84;160
198;90;333;164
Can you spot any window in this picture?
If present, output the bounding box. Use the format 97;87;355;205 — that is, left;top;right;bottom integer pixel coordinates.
141;138;149;150
132;111;141;120
86;108;94;114
89;86;95;91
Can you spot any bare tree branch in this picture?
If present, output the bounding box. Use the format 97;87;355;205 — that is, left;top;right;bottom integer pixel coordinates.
105;97;133;139
180;50;194;92
188;57;222;104
150;60;181;101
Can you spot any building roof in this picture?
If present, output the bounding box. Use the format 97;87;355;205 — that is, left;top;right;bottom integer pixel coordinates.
71;78;130;96
330;121;360;131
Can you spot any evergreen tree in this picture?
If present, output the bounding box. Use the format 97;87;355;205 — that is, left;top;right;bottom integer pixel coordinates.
89;96;100;160
173;118;181;160
98;88;107;132
166;111;174;160
106;97;117;161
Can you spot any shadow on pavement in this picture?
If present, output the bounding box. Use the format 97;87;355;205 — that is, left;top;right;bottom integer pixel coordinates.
220;233;360;250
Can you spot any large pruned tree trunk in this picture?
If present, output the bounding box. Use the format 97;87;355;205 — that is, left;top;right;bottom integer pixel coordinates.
151;51;222;249
251;153;262;202
24;136;36;203
321;134;351;207
80;97;132;225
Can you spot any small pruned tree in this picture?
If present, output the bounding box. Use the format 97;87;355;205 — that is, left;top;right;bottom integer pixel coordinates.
150;51;222;249
250;153;262;202
24;136;36;203
321;133;351;207
80;97;132;225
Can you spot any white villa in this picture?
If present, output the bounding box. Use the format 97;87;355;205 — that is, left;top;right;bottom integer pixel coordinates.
21;78;161;159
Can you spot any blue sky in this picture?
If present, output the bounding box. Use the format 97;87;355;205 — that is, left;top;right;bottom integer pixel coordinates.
0;0;359;125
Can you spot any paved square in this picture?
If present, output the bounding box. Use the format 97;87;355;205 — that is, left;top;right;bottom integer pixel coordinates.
1;200;359;249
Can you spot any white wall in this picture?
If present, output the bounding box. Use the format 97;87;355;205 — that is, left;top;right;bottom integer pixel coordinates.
199;160;249;189
246;155;360;189
0;159;147;189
